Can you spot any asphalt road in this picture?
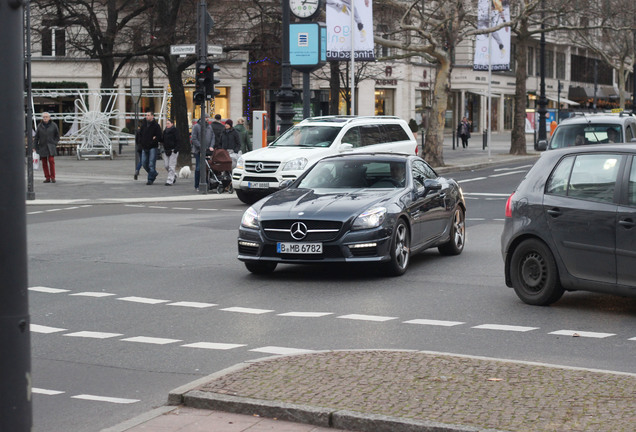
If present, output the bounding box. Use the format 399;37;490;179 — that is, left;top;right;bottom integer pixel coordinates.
27;161;636;432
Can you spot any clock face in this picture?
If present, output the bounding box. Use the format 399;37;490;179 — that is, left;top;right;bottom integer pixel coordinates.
290;0;320;19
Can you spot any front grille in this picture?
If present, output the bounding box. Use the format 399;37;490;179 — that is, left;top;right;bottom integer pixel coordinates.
349;246;378;257
246;161;280;173
261;220;343;242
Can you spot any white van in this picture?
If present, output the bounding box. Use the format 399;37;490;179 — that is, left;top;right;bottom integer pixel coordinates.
232;116;418;204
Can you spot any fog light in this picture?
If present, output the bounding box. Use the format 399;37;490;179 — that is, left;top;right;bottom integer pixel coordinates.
238;240;260;248
348;242;377;249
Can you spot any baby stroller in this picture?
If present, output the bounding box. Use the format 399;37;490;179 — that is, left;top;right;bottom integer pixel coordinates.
206;148;234;194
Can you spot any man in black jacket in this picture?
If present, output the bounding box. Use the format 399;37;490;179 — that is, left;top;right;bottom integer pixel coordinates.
211;114;225;144
136;111;163;185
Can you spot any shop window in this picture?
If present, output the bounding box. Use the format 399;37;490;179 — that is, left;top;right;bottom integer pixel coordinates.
375;89;394;115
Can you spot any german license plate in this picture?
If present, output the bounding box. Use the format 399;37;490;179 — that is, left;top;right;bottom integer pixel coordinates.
277;242;322;254
247;182;269;189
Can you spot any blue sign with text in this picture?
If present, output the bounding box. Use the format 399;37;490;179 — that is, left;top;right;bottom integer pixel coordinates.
290;23;320;66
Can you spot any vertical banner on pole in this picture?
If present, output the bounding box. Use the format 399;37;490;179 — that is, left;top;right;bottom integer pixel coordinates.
473;0;511;71
326;0;374;61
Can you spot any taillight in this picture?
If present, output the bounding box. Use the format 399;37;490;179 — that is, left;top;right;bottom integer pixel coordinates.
505;193;514;217
415;145;419;155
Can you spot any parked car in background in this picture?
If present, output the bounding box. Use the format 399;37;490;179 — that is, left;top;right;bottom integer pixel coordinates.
232;116;418;205
538;112;636;151
238;153;465;276
502;144;636;305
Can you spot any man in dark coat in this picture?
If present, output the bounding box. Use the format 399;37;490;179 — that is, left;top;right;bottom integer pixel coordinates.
136;111;163;185
211;114;225;144
33;112;60;183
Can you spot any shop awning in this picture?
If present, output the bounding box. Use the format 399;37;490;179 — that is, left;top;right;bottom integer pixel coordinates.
545;94;580;106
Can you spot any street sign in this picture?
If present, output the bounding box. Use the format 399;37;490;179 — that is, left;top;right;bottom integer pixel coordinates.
170;44;223;56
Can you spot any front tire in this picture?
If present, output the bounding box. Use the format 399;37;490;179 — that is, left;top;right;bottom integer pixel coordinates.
438;207;466;255
384;219;410;276
245;261;277;274
510;239;564;306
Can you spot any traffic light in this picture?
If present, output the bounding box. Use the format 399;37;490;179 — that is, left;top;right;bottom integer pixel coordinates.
193;61;209;104
207;63;221;99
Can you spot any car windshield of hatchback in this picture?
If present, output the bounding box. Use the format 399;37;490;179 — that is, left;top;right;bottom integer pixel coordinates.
297;160;407;189
270;125;341;148
549;123;622;149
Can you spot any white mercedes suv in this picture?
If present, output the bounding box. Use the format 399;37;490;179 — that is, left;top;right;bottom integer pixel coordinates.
232;116;418;204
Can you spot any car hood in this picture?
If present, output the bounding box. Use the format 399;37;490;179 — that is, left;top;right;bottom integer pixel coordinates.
244;145;335;163
256;188;394;221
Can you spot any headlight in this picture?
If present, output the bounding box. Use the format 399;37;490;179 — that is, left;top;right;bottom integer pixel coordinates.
352;207;386;230
241;206;259;229
282;157;308;171
236;156;244;170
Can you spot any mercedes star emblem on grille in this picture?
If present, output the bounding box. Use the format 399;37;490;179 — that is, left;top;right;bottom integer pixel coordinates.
255;162;264;172
290;222;308;240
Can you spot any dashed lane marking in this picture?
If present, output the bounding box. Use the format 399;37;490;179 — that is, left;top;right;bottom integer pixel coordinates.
64;331;123;339
404;319;464;327
31;324;67;334
549;330;616;339
30;286;70;294
32;388;65;396
473;324;539;332
458;177;487;183
69;292;116;297
71;394;139;404
489;170;527;177
338;314;398;322
168;301;217;308
117;296;170;305
278;312;333;318
220;306;274;314
182;342;247;350
250;346;316;355
493;165;533;171
121;336;182;345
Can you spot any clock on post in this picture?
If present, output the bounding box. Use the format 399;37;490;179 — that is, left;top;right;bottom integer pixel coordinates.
289;0;321;20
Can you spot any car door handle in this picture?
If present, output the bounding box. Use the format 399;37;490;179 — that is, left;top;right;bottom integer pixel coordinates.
546;208;562;217
619;218;635;228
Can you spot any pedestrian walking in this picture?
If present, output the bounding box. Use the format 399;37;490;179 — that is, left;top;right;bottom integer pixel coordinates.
136;111;162;185
217;119;242;173
457;117;471;149
33;112;60;183
235;117;251;153
161;119;179;186
211;114;225;144
191;116;215;191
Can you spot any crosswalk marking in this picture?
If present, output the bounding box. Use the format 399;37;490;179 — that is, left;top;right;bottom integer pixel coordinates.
221;306;274;314
30;286;70;294
404;319;464;327
117;296;170;305
71;394;139;404
278;312;333;318
549;330;615;339
121;336;182;345
472;324;538;332
338;314;397;322
182;342;247;350
250;346;316;355
64;331;122;339
31;324;67;334
32;388;65;396
168;301;217;308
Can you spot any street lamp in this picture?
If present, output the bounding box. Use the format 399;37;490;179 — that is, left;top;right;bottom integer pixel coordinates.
277;0;296;135
536;0;548;148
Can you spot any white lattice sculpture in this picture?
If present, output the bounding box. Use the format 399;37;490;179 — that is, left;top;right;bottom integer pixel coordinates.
64;95;121;159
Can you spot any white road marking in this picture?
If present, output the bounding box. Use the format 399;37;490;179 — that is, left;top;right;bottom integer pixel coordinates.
71;394;139;404
221;209;244;212
168;301;217;308
125;204;146;208
117;296;169;305
404;319;464;327
489;170;526;177
64;331;122;339
70;292;116;297
337;314;397;322
148;205;168;209
121;336;182;345
278;312;333;318
28;210;45;214
32;388;65;396
549;330;615;339
182;342;246;350
45;208;63;212
493;165;532;171
473;324;538;332
466;218;486;221
197;208;219;211
171;207;193;210
221;306;274;314
463;192;512;197
250;346;316;355
29;286;70;294
31;324;67;334
458;177;487;183
629;337;636;341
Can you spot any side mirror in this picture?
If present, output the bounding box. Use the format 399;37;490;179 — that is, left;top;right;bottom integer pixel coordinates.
535;139;548;151
416;179;442;198
339;143;354;152
279;179;294;189
630;138;636;143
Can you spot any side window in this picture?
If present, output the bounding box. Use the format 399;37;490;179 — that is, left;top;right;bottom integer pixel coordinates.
626;124;634;142
567;154;621;203
546;156;575;195
384;124;410;142
341;127;361;148
628;158;636;206
411;160;432;188
359;125;385;147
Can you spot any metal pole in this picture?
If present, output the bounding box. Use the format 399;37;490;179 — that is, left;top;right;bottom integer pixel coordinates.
303;72;310;118
197;0;208;193
537;0;548;143
278;0;295;134
25;0;34;200
486;0;492;158
1;1;32;430
350;0;355;115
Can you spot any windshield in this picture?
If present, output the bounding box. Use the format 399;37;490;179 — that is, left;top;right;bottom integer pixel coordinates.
270;125;341;148
549;123;622;149
297;159;407;189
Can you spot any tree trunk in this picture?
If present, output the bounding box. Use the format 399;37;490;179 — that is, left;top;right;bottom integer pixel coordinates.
163;59;191;169
511;35;528;155
423;58;451;167
329;61;340;115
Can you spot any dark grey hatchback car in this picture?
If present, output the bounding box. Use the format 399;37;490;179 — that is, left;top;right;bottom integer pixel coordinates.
502;144;636;305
